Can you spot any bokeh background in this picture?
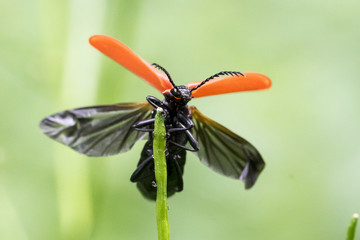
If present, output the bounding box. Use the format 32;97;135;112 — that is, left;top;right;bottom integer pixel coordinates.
1;0;360;239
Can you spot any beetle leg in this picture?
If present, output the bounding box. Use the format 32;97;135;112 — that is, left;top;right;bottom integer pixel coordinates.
176;122;200;151
178;112;194;128
167;127;189;133
146;96;163;109
167;112;194;133
176;114;199;151
133;118;155;132
130;155;154;182
168;139;198;152
184;130;200;151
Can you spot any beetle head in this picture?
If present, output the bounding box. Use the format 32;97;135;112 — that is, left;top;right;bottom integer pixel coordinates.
163;86;192;106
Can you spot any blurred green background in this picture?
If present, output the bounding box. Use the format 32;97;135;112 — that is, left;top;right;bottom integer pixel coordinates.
1;0;360;239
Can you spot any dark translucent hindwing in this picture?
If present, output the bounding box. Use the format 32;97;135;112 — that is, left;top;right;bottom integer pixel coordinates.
40;102;152;156
189;106;265;189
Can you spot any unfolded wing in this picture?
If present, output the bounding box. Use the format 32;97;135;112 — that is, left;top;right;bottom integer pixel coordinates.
89;35;173;92
187;72;271;98
189;106;265;189
40;102;153;156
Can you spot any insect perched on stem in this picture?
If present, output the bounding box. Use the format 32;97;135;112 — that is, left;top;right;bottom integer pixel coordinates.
40;35;271;200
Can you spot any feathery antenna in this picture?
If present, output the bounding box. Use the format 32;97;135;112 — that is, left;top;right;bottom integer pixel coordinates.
152;63;177;88
191;71;245;92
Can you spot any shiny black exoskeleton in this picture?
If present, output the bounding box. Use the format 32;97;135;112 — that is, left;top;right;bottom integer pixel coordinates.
131;85;199;200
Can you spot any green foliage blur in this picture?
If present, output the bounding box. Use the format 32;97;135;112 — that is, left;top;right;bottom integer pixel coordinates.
1;0;360;239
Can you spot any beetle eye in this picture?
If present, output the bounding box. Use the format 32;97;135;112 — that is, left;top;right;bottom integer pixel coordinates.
171;88;181;97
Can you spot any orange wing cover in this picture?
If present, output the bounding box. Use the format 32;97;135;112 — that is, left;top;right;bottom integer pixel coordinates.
89;35;173;92
187;72;271;98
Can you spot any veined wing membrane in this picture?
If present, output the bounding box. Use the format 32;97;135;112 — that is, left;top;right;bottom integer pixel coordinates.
40;102;153;156
189;106;265;189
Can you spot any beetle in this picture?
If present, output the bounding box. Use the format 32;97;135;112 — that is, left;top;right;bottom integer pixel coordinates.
40;35;271;200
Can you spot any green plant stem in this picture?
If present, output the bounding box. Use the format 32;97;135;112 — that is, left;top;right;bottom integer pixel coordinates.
153;107;170;240
346;213;359;240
